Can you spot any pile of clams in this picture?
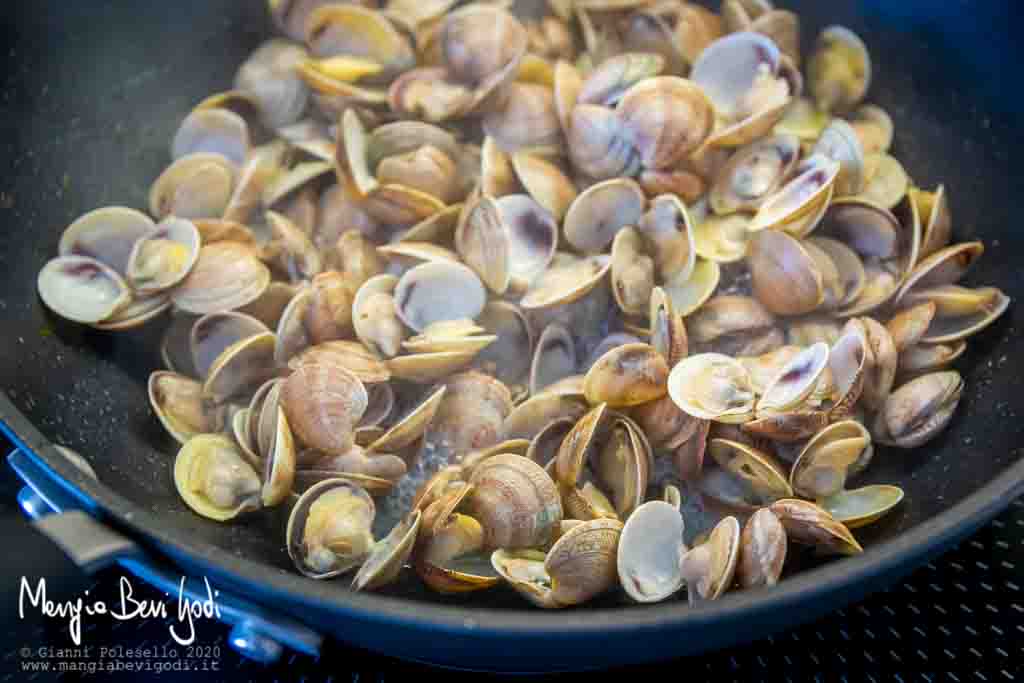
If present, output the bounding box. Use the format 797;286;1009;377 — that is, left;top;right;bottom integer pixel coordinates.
37;0;1009;609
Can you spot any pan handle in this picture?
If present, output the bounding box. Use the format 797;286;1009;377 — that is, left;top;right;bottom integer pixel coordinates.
8;447;323;663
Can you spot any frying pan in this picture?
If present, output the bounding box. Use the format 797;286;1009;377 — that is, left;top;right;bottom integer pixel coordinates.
2;0;1023;672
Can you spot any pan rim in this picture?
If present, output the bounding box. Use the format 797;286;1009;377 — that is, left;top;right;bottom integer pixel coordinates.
4;389;1023;641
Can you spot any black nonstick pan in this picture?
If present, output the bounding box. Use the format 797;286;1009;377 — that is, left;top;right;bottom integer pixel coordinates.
2;0;1023;672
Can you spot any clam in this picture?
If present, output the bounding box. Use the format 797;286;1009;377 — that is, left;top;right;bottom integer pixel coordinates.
826;322;868;418
415;513;499;594
756;342;830;414
37;256;131;325
59;206;155;276
820;485;904;529
172;107;250;166
577;52;664;107
899;341;968;376
693;214;752;263
190;311;270;380
616;500;686;603
352;510;422;591
511;152;578;221
583;343;668;408
687;295;775;346
859;154;908;209
812;119;866;196
387;350;480;383
441;4;527;99
286;478;376;579
849;104;894;154
393;261;486;333
886;301;936;352
313;445;408;484
678;516;740;604
456;194;558;294
473;301;534;395
149;152;237;220
747;229;824;315
789;420;872;499
504;392;588;441
806;236;866;308
617;76;715;166
563;178;645;254
700;439;792;511
773;97;830;142
304;5;415;76
491;518;621;608
483;83;562;154
289;341;391;385
769;498;863;556
895;242;985;303
631;394;704;451
710;134;800;214
661;258;721;317
531;324;577;396
737;507;787;588
125;217;201;294
423;371;514;457
260;407;297;506
668;353;756;423
906;286;1011;344
174;434;261;521
519;253;611;310
747;155;840;236
263;161;333;211
281;362;368;456
807;26;871;113
567;104;642;180
635;194;697;281
171;242;271;315
202;331;278;404
526;417;576;469
148;371;223;445
465;454;563;550
912;185;953;260
234;39;310;129
883;371;963;448
858;316;898;410
352;274;406;358
691;32;793;148
649;286;689;366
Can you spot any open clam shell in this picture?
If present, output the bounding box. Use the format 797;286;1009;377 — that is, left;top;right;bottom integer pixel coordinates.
149;152;237;220
807;26;871;113
352;274;406;358
710;134;800;215
813;118;866;196
564;178;645;254
701;438;793;510
668;353;756;423
519;253;611;310
757;342;830;414
883;370;963;448
748;229;824;315
172;106;251;167
913;185;953;260
530;324;577;396
693;214;753;263
894;241;985;304
367;384;446;454
352;510;422;592
286;478;376;579
393;261;486;332
125;217;201;294
820;484;904;529
747;155;840;236
769;498;863;556
59;206;155;276
174;434;262;522
636;194;697;282
37;255;131;325
202;331;278;405
649;286;689;366
679;515;740;605
148;371;222;445
789;419;872;499
617;500;686;603
191;311;270;380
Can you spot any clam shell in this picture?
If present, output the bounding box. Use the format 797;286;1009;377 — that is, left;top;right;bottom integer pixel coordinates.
617;500;686;603
394;261;487;332
583;343;668;408
466;453;563;550
59;206;155;276
191;311;270;380
149;152;237;220
668;353;756;423
281;362;368;456
174;434;261;522
37;255;131;325
564;178;645;253
171;242;270;315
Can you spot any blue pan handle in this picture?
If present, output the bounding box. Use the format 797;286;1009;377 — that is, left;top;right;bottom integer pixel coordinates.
7;447;322;664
